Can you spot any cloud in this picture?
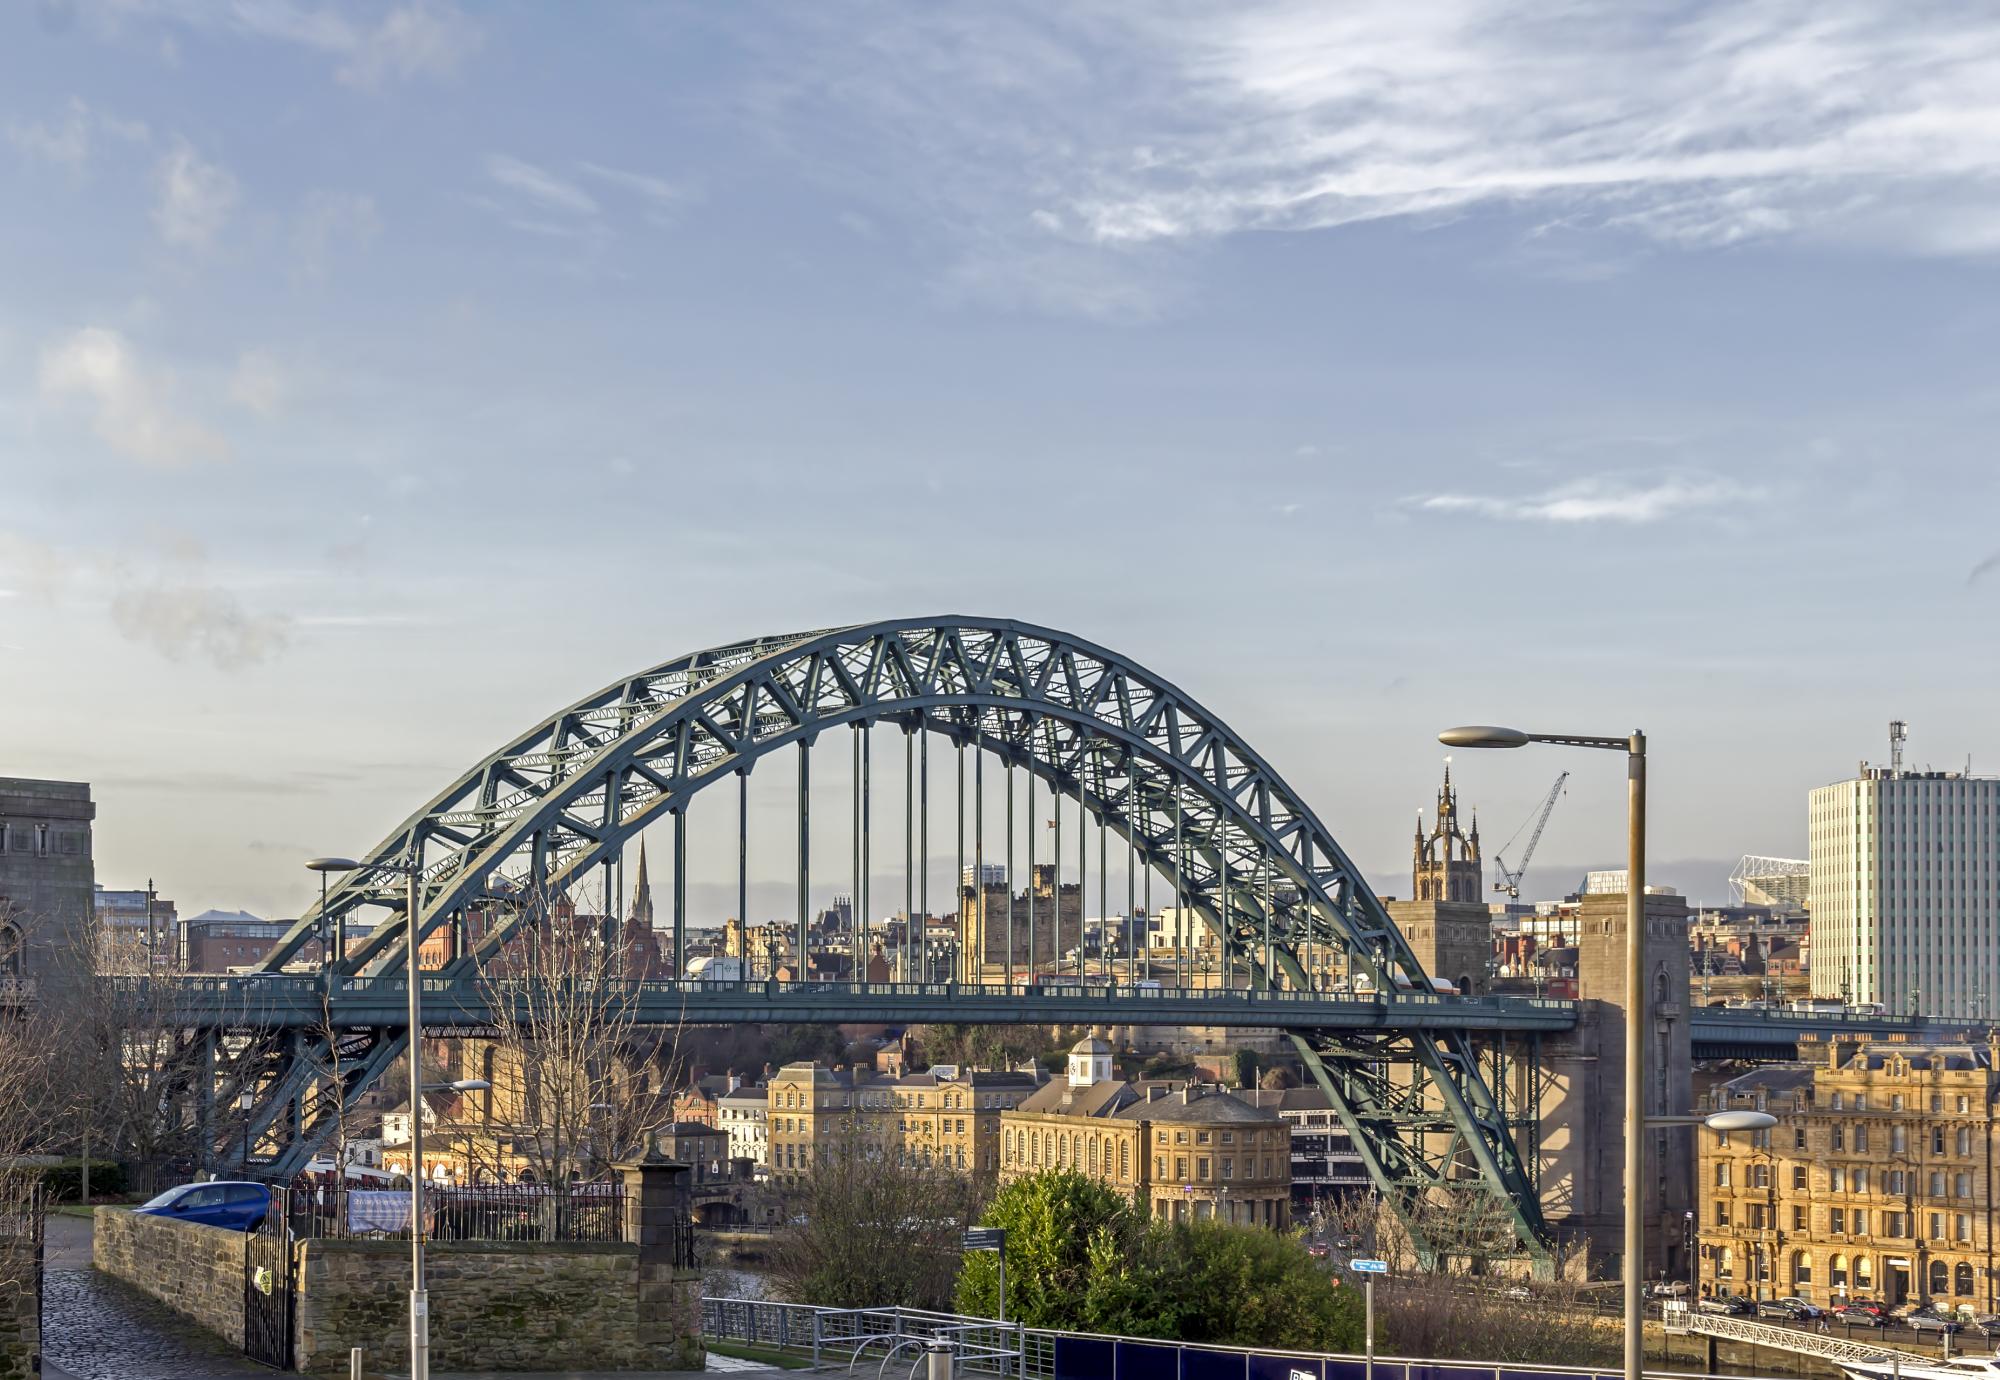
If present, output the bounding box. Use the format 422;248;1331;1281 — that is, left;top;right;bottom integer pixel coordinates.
108;581;289;669
228;350;289;416
5;97;149;169
38;326;230;466
151;137;237;248
293;189;381;278
578;161;692;226
336;1;480;86
484;153;597;215
745;1;2000;309
98;1;479;86
1412;473;1751;524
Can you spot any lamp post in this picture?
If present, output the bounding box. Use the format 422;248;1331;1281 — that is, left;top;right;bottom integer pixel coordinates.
309;851;430;1380
1440;725;1646;1380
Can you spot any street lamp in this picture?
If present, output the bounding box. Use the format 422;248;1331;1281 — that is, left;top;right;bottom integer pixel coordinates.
305;857;359;970
1440;724;1646;1380
311;851;431;1380
239;1088;255;1170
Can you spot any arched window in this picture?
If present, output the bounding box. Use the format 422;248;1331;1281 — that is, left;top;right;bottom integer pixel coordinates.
1930;1260;1949;1298
1831;1254;1849;1289
1793;1251;1812;1285
1855;1256;1874;1290
0;922;19;977
1717;1247;1735;1280
1957;1263;1975;1297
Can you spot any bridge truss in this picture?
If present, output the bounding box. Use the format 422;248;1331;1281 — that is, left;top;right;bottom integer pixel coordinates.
206;618;1553;1261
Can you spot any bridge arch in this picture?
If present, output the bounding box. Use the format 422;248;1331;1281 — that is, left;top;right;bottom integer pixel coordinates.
247;617;1549;1260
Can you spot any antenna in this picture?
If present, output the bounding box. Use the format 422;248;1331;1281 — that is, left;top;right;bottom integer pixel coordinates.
1889;719;1908;777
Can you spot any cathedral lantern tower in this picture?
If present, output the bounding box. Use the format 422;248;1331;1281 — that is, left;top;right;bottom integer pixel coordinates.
1413;760;1483;902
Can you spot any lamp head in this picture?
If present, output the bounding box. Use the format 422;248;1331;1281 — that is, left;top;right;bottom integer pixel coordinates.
1703;1110;1778;1132
1438;726;1530;749
306;857;362;873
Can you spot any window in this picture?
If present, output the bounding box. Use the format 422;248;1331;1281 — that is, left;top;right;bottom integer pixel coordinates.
1831;1254;1849;1288
1957;1213;1971;1242
1717;1202;1731;1227
1888;1171;1905;1196
1958;1262;1976;1297
1752;1164;1771;1189
1832;1093;1844;1110
1794;1251;1812;1284
1930;1171;1946;1198
1716;1246;1734;1280
1935;1126;1948;1155
1855;1211;1868;1235
1793;1206;1807;1231
1156;1156;1166;1180
1854;1168;1869;1194
1932;1095;1943;1113
1855;1094;1867;1111
1855;1256;1874;1290
1795;1127;1808;1150
1221;1157;1234;1180
1120;1144;1130;1179
1793;1165;1809;1190
1831;1208;1846;1234
1959;1096;1972;1114
1956;1173;1972;1199
1716;1163;1732;1188
1175;1156;1187;1180
1833;1126;1845;1151
1853;1123;1869;1152
1832;1168;1846;1193
1931;1260;1950;1298
1893;1094;1906;1111
1892;1125;1908;1154
1957;1126;1972;1157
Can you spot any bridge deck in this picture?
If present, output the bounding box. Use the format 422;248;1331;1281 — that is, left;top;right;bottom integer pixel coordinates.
144;974;1583;1032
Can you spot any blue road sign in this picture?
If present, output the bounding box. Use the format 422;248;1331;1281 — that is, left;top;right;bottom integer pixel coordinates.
1349;1258;1389;1274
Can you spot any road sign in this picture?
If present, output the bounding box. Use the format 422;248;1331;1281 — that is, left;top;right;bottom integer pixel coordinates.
963;1227;1005;1251
1349;1258;1389;1274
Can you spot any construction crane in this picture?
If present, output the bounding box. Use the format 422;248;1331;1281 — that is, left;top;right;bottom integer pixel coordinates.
1492;771;1569;900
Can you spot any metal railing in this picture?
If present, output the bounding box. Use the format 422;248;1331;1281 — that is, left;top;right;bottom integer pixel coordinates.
701;1298;1024;1376
703;1296;1870;1380
284;1181;627;1243
1672;1308;1928;1367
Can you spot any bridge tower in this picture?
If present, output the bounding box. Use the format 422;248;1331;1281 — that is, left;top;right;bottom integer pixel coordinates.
1387;762;1493;995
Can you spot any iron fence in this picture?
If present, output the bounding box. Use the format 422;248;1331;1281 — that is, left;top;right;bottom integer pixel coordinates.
284;1180;626;1243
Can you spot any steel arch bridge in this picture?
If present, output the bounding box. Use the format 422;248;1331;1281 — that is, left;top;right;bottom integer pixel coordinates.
217;617;1554;1260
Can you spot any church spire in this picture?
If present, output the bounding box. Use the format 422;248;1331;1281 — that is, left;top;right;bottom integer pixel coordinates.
629;838;655;926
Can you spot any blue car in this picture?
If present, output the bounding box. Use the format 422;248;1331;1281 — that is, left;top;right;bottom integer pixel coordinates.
134;1181;272;1232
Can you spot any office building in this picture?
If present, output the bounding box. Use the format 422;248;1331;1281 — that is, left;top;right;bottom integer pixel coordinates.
1810;742;2000;1018
998;1037;1291;1227
1699;1036;2000;1310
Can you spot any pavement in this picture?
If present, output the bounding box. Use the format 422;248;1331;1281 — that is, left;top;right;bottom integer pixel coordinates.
36;1210;811;1380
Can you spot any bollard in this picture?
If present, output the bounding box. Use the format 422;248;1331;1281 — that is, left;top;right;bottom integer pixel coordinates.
927;1341;955;1380
350;1346;364;1380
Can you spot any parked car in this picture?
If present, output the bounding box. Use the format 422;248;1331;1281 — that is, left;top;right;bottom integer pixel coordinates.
1699;1295;1755;1316
1969;1314;2000;1339
1904;1312;1964;1335
134;1180;271;1232
1834;1301;1889;1327
1772;1297;1826;1319
1757;1298;1823;1320
1653;1281;1690;1298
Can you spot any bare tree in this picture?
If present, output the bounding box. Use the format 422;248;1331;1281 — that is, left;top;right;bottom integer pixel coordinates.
0;1005;72;1304
1316;1189;1607;1367
466;880;683;1191
767;1123;985;1310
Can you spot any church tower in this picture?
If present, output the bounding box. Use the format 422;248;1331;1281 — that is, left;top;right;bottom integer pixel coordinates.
1413;761;1483;902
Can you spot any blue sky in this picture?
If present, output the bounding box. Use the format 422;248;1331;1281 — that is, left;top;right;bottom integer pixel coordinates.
2;1;1996;922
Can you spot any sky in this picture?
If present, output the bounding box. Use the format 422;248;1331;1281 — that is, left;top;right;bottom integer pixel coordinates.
2;0;1997;924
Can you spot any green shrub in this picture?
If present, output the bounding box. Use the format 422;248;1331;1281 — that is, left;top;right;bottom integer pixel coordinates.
36;1159;129;1202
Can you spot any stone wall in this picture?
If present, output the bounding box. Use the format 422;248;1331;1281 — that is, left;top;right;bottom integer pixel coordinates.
296;1240;702;1374
93;1206;246;1347
0;1240;37;1380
